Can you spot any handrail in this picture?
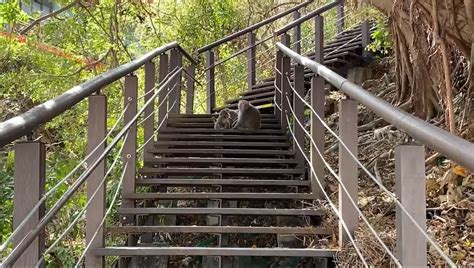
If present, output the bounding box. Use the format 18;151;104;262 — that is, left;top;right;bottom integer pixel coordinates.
276;42;474;172
196;0;313;53
275;0;342;35
0;42;195;147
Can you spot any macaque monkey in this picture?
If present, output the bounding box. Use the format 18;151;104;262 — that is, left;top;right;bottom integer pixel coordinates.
232;100;261;132
213;110;232;129
223;108;238;126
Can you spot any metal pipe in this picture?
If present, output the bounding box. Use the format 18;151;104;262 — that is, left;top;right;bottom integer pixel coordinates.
276;42;474;172
0;42;195;147
196;0;313;53
275;0;342;35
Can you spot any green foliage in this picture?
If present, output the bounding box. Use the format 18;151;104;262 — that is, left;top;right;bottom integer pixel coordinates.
367;20;392;55
0;0;28;28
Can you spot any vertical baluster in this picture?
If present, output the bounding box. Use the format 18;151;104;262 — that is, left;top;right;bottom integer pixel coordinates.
85;94;107;268
158;54;169;131
280;55;291;130
169;49;182;114
13;141;45;267
143;61;156;162
338;98;358;247
293;65;305;168
361;21;371;58
336;0;345;34
121;74;138;225
310;76;325;199
186;64;195;114
314;15;324;63
280;33;291;130
395;144;427;267
206;50;216;113
293;11;301;54
274;50;283;120
247;32;256;90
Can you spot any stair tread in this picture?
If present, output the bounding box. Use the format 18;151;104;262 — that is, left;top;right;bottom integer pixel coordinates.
227;91;275;104
139;167;304;174
156;134;286;140
167;122;280;128
154;141;289;147
158;128;284;134
125;192;315;200
168;114;275;118
107;226;331;235
144;157;296;164
168;118;278;123
135;178;309;186
92;247;337;257
149;148;294;155
118;207;325;216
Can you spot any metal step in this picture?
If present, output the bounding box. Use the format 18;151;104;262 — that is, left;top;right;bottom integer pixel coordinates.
125;193;314;200
145;157;297;165
215;97;274;111
135;178;309;186
158;128;284;134
168;113;275;118
149;148;294;156
167;122;280;129
156;134;287;141
118;208;325;216
92;247;337;257
246;85;275;95
154;141;290;148
107;226;331;235
167;117;278;124
139;167;304;175
226;91;275;104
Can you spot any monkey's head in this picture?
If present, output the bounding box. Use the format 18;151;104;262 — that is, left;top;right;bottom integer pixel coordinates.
238;100;250;111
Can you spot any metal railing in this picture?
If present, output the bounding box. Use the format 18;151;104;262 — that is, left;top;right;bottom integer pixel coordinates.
0;42;195;147
0;42;196;267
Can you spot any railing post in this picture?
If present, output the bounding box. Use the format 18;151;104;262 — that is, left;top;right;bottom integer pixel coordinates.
314;15;324;63
85;94;107;268
361;21;371;58
280;32;290;47
169;49;182;114
395;144;427;267
338;98;358;247
13;141;45;267
143;61;156;161
158;53;169;131
293;11;301;54
293;65;305;168
247;32;256;90
185;64;195;114
280;51;291;131
310;76;325;199
206;50;216;113
121;74;138;225
336;0;345;34
274;50;283;120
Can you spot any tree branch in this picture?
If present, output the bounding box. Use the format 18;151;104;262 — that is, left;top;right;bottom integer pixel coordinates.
20;0;80;35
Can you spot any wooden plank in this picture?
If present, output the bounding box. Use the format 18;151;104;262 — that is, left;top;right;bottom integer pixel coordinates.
13;142;45;268
118;208;325;216
226;91;275;104
148;148;294;156
214;97;274;111
143;61;156;160
168;48;182;114
85;94;107;268
185;64;195;114
92;247;337;257
247;32;256;90
154;141;290;147
136;179;309;186
125;193;314;200
139;167;305;175
244;85;275;95
167;117;278;123
395;145;427;266
107;226;331;235
338;99;358;246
